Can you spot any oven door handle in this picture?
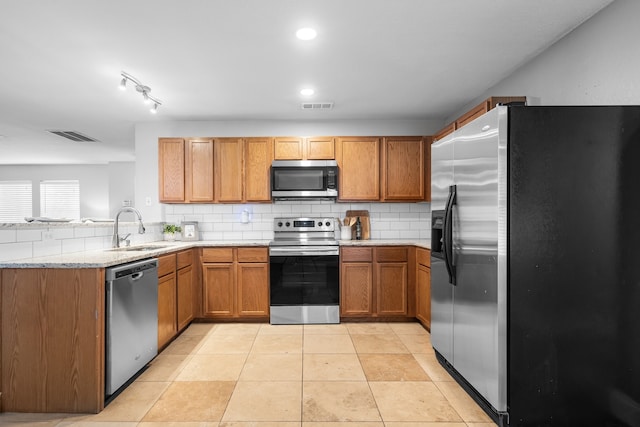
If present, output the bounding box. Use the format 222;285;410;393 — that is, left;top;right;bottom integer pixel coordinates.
269;247;339;257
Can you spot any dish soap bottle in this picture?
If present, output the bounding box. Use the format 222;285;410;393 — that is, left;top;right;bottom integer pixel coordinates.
355;216;362;240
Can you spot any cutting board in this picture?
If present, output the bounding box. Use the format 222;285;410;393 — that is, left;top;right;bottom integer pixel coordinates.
344;210;370;240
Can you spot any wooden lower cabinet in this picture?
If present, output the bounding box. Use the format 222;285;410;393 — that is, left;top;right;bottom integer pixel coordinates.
176;249;194;331
1;268;105;413
415;248;431;329
341;262;374;315
202;247;269;319
340;246;414;319
157;253;178;349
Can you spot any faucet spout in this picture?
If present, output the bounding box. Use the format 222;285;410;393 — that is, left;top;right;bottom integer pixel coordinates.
112;207;146;248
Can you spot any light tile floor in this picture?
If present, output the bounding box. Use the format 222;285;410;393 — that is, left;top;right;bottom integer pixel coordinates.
0;322;498;427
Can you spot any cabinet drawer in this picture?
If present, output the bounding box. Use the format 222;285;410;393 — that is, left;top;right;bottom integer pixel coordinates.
177;249;193;270
376;247;408;262
202;247;234;263
341;246;373;262
237;247;268;263
416;248;431;267
158;253;177;277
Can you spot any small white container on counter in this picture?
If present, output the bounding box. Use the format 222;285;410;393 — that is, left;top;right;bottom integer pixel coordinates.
340;225;352;240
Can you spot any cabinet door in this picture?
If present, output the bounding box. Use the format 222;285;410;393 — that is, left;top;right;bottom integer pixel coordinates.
416;263;431;329
336;137;380;201
186;138;214;202
274;137;303;159
340;262;373;316
158;138;185;202
376;262;408;315
158;272;177;349
214;138;244;202
305;137;335;159
177;265;193;331
382;137;425;201
433;123;455;142
202;263;235;317
244;137;273;202
237;262;269;317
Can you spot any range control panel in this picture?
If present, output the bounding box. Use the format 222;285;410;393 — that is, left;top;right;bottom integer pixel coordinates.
273;217;336;233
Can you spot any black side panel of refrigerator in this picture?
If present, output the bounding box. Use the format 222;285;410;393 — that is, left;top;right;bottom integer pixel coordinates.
508;106;640;426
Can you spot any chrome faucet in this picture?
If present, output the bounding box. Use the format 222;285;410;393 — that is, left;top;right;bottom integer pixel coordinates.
112;207;146;248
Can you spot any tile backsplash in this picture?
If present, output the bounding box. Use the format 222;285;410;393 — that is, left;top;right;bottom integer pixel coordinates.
163;201;431;242
0;202;430;262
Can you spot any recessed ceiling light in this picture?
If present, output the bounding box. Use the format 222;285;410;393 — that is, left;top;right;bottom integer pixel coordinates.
296;28;317;40
300;88;315;96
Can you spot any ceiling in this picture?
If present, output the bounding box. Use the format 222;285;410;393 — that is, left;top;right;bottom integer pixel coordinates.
0;0;614;165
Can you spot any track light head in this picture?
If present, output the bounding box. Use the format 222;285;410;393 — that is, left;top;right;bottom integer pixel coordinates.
119;71;162;113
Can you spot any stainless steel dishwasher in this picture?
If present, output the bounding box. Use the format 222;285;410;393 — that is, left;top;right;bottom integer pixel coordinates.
105;258;158;398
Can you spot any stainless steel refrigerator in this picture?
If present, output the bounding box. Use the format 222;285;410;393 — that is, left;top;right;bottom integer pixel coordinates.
431;105;640;427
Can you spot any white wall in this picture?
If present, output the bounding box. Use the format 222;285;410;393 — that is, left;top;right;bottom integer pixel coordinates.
450;0;640;121
0;164;110;219
108;161;136;217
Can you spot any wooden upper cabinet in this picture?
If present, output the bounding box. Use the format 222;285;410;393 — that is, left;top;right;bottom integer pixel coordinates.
158;138;185;202
214;138;244;203
336;137;380;201
244;137;273;202
186;138;214;202
381;136;425;201
305;137;335;159
274;137;303;159
456;96;526;129
274;137;335;160
158;137;213;203
433;123;455;142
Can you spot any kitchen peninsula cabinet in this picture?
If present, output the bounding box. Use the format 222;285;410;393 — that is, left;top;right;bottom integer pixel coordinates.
416;247;431;330
202;247;269;319
340;246;415;319
1;268;105;413
274;137;335;160
336;137;381;201
381;136;426;201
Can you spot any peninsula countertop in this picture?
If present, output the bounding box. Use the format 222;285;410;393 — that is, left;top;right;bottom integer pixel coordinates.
0;238;431;268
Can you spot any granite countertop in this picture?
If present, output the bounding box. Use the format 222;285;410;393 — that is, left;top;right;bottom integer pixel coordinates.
0;239;430;269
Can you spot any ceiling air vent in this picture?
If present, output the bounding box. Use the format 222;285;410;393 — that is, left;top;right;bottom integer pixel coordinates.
301;102;334;110
48;130;99;143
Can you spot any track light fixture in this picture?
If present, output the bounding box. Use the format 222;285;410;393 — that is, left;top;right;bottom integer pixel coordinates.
119;71;162;113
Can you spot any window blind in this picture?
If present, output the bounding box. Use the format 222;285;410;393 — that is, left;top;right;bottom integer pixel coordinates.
40;180;80;219
0;180;33;222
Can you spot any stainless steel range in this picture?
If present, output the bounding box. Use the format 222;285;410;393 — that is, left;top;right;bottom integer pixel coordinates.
269;217;340;324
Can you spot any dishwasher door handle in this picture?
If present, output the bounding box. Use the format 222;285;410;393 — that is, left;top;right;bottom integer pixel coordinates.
130;272;144;281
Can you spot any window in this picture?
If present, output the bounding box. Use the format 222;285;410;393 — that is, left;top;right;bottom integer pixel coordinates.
0;180;33;222
40;180;80;219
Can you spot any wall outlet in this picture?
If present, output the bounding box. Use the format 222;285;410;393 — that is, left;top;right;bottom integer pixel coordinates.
42;231;54;241
145;196;152;206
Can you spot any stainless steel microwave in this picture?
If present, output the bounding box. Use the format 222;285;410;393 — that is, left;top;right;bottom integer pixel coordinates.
271;160;338;201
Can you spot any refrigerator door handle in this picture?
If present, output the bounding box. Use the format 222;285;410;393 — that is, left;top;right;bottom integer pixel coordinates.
443;184;457;285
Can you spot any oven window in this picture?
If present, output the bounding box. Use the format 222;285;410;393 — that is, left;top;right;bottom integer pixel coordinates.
273;168;324;191
270;255;339;306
